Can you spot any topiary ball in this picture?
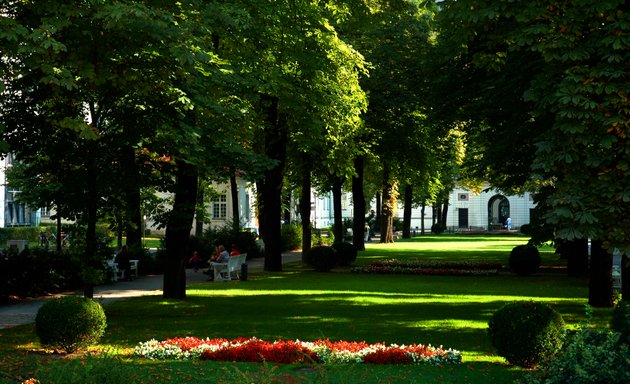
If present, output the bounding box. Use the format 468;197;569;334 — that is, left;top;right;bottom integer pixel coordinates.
332;242;357;266
611;300;630;345
35;296;107;353
431;223;446;234
303;245;337;272
509;244;541;276
488;301;565;368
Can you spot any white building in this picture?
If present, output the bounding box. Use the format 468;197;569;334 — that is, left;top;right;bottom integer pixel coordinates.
0;155;39;228
311;186;535;231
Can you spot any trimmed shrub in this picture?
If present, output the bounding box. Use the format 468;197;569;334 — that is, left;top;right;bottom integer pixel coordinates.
611;300;630;345
281;223;302;252
36;296;107;353
303;245;337;272
509;244;541;276
431;223;446;234
488;301;565;368
332;242;357;266
519;224;531;236
521;327;630;384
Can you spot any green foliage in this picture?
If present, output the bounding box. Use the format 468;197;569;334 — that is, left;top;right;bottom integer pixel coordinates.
312;229;334;246
488;301;566;368
0;226;41;244
332;241;357;266
521;326;630;384
303;245;337;272
0;248;82;300
509;244;541;276
611;300;630;345
435;0;630;254
35;296;107;353
431;223;446;234
281;223;302;252
200;225;262;260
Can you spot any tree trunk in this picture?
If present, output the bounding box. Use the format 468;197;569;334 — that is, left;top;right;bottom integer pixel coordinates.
435;204;442;226
420;200;426;235
283;192;291;225
375;192;381;233
121;146;142;254
83;154;99;299
195;181;204;238
332;177;344;244
402;184;412;238
299;154;312;257
441;198;449;228
588;240;613;307
230;172;240;230
352;156;366;251
622;254;630;301
562;239;589;277
380;166;395;243
56;213;62;251
259;94;287;272
163;162;198;299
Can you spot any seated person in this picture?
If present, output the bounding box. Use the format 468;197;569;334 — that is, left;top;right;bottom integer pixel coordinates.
115;245;132;280
189;251;203;272
230;244;240;256
206;245;230;280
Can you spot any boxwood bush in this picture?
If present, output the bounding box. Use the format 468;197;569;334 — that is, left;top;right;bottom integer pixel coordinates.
303;245;337;272
36;296;107;353
332;241;357;266
488;301;566;368
281;223;302;252
509;244;541;276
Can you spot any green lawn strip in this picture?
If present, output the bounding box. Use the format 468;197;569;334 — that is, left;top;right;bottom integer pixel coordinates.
0;235;611;384
359;235;558;267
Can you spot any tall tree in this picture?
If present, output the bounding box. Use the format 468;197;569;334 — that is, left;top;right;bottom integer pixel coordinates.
216;0;366;271
436;0;630;304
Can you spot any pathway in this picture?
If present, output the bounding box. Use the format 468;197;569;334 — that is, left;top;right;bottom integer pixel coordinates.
0;252;301;330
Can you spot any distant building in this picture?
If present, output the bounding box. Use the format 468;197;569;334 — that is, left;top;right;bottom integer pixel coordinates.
311;186;535;231
0;154;39;228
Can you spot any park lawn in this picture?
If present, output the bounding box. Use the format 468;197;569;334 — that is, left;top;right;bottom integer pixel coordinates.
0;235;611;384
359;234;558;266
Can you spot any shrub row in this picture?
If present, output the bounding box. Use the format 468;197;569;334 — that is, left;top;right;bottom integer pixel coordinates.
0;248;83;300
352;259;503;276
302;242;358;272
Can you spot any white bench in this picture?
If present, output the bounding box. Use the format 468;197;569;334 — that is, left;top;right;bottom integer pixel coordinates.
106;258;139;281
213;253;247;282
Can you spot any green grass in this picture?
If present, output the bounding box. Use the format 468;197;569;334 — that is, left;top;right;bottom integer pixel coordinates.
0;234;611;384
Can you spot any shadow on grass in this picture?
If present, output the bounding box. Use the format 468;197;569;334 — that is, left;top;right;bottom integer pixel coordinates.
102;282;590;359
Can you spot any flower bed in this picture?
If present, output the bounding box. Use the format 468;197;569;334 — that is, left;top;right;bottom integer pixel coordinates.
134;337;461;365
351;259;502;276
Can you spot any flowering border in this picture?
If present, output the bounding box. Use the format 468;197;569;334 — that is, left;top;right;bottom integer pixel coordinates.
351;259;502;276
134;337;461;365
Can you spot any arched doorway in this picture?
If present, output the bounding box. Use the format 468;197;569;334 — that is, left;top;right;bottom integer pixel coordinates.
488;195;510;230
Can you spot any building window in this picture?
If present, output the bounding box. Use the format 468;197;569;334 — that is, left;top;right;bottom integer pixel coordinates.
458;193;469;201
212;194;227;219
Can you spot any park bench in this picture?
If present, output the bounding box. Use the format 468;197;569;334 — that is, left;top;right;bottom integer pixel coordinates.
105;258;139;282
213;253;247;282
